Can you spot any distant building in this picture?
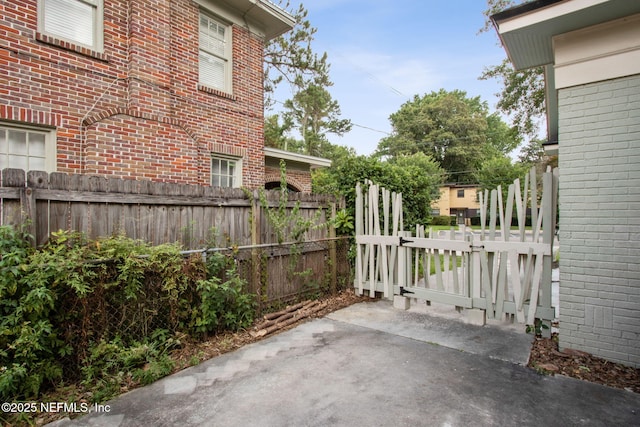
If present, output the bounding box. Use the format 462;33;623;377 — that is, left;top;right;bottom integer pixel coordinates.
431;184;480;225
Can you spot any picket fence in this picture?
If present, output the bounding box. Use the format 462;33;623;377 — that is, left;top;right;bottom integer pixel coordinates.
354;167;558;325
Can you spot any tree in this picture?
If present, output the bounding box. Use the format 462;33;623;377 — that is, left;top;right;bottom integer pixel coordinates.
518;138;558;184
479;60;546;138
474;155;527;200
486;111;522;156
264;114;293;150
283;84;352;156
376;89;516;184
313;152;444;230
479;0;546;138
264;2;352;156
517;138;546;166
264;2;331;109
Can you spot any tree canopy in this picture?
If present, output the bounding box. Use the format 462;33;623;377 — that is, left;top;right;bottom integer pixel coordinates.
263;2;352;157
376;89;519;184
264;1;331;109
313;153;444;230
479;0;546;138
282;84;352;156
474;155;527;200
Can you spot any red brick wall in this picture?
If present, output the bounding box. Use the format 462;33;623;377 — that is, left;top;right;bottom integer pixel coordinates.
264;166;312;193
0;0;266;188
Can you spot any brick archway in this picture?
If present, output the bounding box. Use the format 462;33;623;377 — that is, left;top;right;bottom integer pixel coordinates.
264;171;304;192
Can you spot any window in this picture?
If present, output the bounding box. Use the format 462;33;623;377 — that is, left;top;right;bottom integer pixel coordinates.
38;0;104;52
457;189;465;198
211;156;240;188
199;12;231;92
0;125;56;172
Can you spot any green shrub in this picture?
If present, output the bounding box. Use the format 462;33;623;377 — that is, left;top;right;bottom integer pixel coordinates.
192;252;255;334
430;216;453;226
0;226;256;403
80;330;179;403
332;209;354;236
0;228;92;401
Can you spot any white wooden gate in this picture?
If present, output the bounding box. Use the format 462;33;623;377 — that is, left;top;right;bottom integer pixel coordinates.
354;167;558;325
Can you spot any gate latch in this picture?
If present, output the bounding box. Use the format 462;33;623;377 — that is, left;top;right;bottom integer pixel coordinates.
399;236;414;246
399;286;415;296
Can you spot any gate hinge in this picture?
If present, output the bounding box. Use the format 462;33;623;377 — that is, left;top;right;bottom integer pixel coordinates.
399;236;414;246
470;244;484;250
399;286;415;296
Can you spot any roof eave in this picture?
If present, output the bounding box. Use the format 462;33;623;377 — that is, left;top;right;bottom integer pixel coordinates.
491;0;640;70
221;0;295;40
491;0;640;149
264;147;332;168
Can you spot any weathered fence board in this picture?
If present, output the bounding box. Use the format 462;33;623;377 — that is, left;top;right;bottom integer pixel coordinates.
0;169;340;249
1;169;351;312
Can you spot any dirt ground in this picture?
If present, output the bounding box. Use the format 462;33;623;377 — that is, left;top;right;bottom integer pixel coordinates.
528;333;640;393
169;291;371;371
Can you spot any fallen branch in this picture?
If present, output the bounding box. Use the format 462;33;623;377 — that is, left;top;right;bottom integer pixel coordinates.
250;300;327;338
256;312;295;330
263;301;308;321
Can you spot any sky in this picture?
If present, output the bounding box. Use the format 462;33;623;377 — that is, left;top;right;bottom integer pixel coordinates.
270;0;510;156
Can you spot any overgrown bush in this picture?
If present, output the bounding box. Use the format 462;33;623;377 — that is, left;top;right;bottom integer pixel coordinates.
81;330;180;403
193;251;255;333
0;227;94;401
0;226;255;402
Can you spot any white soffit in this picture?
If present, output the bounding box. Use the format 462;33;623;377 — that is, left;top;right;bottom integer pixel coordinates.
264;147;331;168
194;0;294;40
493;0;640;70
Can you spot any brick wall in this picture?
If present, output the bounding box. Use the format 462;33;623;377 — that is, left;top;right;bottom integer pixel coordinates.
558;74;640;367
0;0;266;188
264;166;311;193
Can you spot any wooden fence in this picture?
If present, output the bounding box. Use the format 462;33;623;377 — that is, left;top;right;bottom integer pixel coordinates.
0;168;350;306
215;237;352;307
0;168;340;247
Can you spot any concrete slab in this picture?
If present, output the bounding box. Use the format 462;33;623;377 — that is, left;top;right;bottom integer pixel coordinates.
50;300;640;427
327;300;532;365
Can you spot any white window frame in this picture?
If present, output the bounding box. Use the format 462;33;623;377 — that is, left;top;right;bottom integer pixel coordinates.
38;0;104;52
0;123;57;173
211;155;241;188
199;11;232;93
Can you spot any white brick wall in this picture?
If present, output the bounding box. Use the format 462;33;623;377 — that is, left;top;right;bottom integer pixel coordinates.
558;74;640;367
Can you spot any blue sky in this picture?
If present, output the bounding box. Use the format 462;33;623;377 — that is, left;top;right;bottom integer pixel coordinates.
270;0;509;156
